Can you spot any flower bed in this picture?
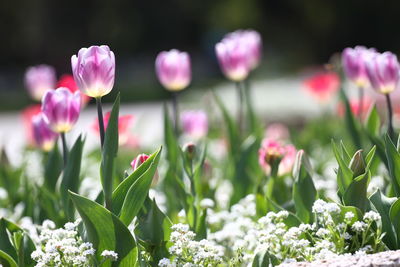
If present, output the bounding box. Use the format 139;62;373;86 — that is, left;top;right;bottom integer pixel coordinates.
1;32;400;267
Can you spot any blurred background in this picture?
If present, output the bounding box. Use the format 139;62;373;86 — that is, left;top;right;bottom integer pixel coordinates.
1;0;400;110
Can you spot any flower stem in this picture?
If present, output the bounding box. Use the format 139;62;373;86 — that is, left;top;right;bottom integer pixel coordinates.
96;97;105;148
235;82;244;134
358;87;364;122
60;133;68;167
172;91;179;135
385;94;394;140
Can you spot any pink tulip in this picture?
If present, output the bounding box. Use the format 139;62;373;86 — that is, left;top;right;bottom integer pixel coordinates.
71;45;115;98
32;113;59;151
342;46;376;88
41;88;81;133
180;110;208;139
155;49;191;91
24;65;56;101
303;72;340;102
258;138;297;176
337;96;374;121
131;154;150;170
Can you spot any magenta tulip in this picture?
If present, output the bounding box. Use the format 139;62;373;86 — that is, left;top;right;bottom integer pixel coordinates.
24;65;57;101
180;110;208;139
131;154;150;170
365;51;400;95
32;113;58;151
226;30;262;70
155;49;191;91
41;87;81;133
71;45;115;98
342;46;376;88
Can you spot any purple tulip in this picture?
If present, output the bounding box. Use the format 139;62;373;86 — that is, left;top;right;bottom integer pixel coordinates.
41;87;81;133
215;34;251;81
342;46;376;88
155;49;191;91
365;51;400;94
24;65;57;101
71;45;115;98
226;30;262;70
32;113;58;151
180;110;208;139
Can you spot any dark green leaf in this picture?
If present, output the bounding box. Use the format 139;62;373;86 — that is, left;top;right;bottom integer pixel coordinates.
366;105;381;136
0;250;17;267
389;198;400;247
343;171;371;212
43;144;63;191
385;135;400;197
252;250;278;267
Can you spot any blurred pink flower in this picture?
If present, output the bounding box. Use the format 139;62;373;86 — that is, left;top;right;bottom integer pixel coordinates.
342;46;376;88
25;64;56;101
57;74;91;106
180;110;208;139
92;112;138;147
258;138;297;176
32;113;59;151
265;123;289;141
21;104;42;147
337;96;374;121
303;72;340;102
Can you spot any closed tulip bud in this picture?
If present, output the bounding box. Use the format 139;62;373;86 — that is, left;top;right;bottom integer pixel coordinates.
180;110;208;139
349;150;366;177
365;51;400;95
183;142;196;161
215;36;250;82
41;87;81;133
24;65;57;101
131;154;150;170
155;49;191;91
342;46;376;88
32;113;58;151
71;45;115;98
226;30;262;70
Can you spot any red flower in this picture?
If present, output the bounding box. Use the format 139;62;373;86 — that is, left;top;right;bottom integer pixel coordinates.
337;97;373;121
57;74;91;105
21;104;42;146
92;112;138;147
303;72;340;102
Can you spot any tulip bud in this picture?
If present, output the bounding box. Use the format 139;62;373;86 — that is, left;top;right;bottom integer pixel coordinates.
349;150;366;177
32;113;59;151
183;142;196;162
365;51;400;95
131;154;150;170
180;110;208;139
155;49;191;91
24;65;56;101
342;46;376;88
71;45;115;98
41;87;81;133
215;36;250;82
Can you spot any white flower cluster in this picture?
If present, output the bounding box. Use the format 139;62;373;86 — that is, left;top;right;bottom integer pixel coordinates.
31;219;95;267
159;223;224;266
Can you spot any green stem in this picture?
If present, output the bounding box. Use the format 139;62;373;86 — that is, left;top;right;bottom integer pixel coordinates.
235;82;244;135
96;97;105;148
358;87;364;123
172;91;179;135
385;94;394;140
60;133;68;167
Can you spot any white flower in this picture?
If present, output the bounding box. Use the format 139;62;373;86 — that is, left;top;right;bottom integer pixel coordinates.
351;221;367;232
363;211;381;222
200;198;215;209
345;211;355;220
101;250;118;261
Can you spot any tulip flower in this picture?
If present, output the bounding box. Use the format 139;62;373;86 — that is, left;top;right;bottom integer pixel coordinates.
303;72;340;103
32;113;59;152
21;104;41;147
365;51;400;139
180;110;208;139
57;74;91;106
71;45;115;148
342;46;376;88
258;138;297;176
337;96;374;121
155;49;191;92
24;65;56;101
41;87;81;133
92;112;137;147
131;154;149;170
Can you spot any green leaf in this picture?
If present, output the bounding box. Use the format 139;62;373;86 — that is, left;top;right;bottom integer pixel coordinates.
60;135;84;220
0;250;18;267
43;144;63;191
252;250;278;267
340;88;361;148
385;135;400;197
292;150;317;223
243;81;262;138
101;93;120;210
119;147;162;226
213;92;240;159
195;209;207;240
343;171;371;212
69;191;138;267
163;104;179;166
366;105;381;136
338;205;363;224
135;198;172;265
369;189;398;249
332;140;353;195
389;198;400;247
112;147;162;216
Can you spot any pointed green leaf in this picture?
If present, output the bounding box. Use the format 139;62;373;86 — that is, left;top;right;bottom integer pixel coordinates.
69;191;138;267
340;88;361;148
0;250;17;267
385;135;400;196
43;143;63;191
389;198;400;247
332;140;353;195
366;105;381;136
343;171;371;212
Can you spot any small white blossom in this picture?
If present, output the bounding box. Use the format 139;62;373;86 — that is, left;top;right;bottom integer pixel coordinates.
101;250;118;261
